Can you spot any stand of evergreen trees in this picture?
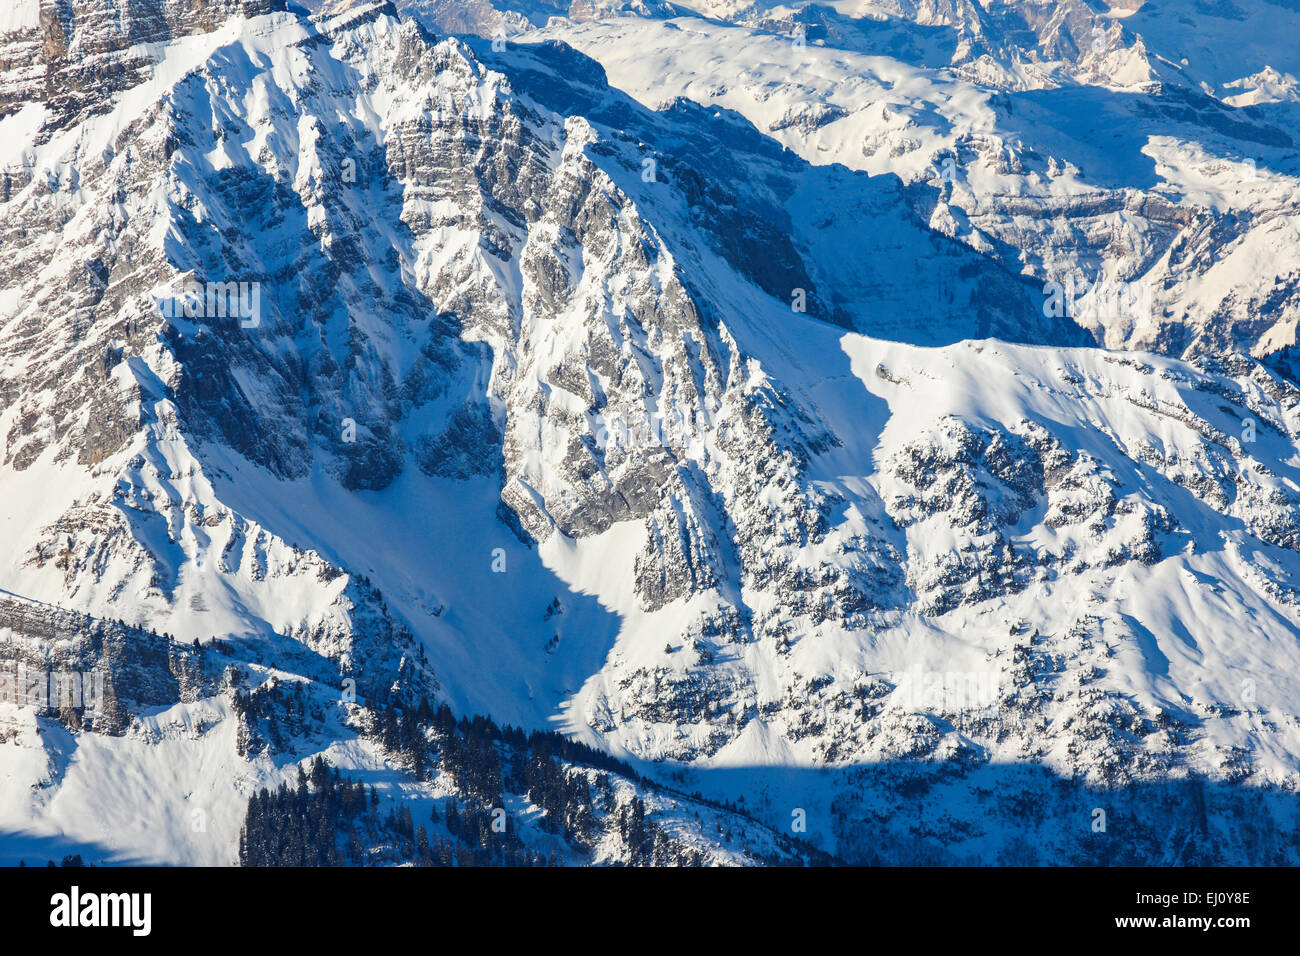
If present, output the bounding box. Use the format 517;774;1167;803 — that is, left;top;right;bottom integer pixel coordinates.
232;677;327;757
239;693;833;866
238;698;677;866
240;758;359;866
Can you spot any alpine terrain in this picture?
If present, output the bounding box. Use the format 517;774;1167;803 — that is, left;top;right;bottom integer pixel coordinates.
1;0;1300;866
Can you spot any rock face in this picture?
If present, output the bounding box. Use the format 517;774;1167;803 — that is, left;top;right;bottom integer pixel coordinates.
1;0;290;125
2;0;1300;865
0;591;212;735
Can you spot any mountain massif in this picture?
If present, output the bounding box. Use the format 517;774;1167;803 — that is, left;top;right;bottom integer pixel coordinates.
1;0;1299;865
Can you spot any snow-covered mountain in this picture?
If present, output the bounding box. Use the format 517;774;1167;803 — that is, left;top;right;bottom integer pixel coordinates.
2;0;1300;865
